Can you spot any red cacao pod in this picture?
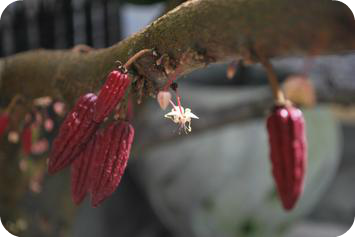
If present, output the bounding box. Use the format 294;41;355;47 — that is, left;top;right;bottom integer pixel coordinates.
266;105;307;211
48;93;99;174
90;121;134;207
0;113;9;138
21;125;32;155
71;133;100;205
93;70;131;123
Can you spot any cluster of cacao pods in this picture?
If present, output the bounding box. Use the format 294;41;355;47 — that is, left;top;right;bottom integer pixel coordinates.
0;96;69;157
266;103;307;211
48;69;134;207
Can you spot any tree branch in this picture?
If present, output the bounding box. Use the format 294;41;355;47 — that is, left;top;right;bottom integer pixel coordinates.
1;0;355;105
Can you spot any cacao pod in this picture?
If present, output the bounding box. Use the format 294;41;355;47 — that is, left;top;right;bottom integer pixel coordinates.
21;125;32;155
266;105;307;211
0;113;9;138
93;70;131;123
48;93;99;174
71;132;100;205
90;121;134;207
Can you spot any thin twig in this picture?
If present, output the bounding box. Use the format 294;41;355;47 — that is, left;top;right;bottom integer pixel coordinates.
255;49;285;105
5;94;25;113
124;49;153;70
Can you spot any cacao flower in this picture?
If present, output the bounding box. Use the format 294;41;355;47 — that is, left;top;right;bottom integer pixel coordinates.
21;125;33;156
266;105;307;211
71;133;99;204
48;93;99;174
31;139;49;155
0;113;9;138
90;121;134;207
44;119;54;132
93;70;131;123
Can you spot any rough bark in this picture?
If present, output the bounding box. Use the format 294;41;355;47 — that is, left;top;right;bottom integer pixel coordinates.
1;0;355;105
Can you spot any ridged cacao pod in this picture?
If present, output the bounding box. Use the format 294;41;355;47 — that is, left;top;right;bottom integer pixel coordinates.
266;105;307;211
71;132;100;204
90;121;134;207
48;93;99;174
93;70;131;123
0;113;9;138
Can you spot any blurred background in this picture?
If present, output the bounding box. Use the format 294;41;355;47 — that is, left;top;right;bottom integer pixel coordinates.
0;0;354;237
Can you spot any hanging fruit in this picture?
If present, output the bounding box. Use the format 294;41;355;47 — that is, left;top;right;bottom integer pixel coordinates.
257;49;308;211
48;93;99;174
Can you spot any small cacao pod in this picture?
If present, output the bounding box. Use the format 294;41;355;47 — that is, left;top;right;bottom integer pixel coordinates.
93;70;131;123
21;124;33;155
266;105;307;211
90;121;134;207
71;133;99;205
0;113;9;138
48;93;99;174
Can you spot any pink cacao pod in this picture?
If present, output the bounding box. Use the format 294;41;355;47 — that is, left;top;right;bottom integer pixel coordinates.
266;105;307;211
71;132;99;204
48;93;99;174
93;70;131;123
0;113;9;138
90;121;134;207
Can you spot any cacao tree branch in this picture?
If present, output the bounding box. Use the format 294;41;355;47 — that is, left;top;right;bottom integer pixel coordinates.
0;0;355;105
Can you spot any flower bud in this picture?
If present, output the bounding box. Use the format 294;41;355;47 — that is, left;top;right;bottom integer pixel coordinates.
157;91;172;110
